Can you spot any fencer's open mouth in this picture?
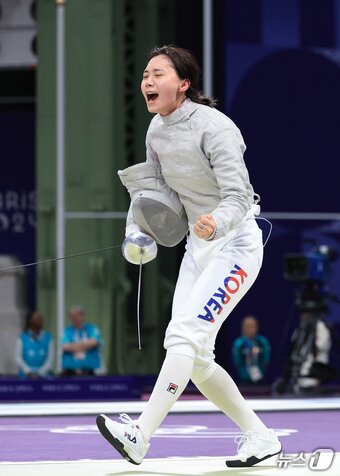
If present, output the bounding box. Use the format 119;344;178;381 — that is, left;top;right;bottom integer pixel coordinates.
146;92;158;102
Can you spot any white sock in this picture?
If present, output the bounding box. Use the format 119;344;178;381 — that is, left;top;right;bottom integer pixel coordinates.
195;364;267;433
137;353;194;440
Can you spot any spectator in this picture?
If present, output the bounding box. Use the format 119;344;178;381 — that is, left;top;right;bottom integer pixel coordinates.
61;305;104;376
15;311;54;378
232;315;271;384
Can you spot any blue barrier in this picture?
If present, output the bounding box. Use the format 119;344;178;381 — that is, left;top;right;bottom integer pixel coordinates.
0;376;141;402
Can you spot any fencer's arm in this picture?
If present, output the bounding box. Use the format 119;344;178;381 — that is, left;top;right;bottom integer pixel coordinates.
123;133;158;237
124;199;157;265
125;202;141;237
202;128;251;239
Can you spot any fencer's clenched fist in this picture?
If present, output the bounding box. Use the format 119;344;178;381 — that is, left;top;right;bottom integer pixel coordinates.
194;214;216;240
122;232;158;265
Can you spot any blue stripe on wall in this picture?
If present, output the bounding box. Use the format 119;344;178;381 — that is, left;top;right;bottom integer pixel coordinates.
262;0;300;47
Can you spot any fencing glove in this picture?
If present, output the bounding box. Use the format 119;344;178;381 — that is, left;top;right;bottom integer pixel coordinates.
122;231;157;265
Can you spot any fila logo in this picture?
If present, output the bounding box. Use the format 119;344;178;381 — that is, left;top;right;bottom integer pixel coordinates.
124;431;137;444
197;264;248;323
167;382;178;394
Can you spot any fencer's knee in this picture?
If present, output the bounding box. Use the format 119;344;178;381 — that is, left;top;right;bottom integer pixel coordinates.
166;343;196;360
191;360;218;385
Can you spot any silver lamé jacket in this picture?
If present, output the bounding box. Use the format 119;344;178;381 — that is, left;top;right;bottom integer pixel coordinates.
122;98;257;241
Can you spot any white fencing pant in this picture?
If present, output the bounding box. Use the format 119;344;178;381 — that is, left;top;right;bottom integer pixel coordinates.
164;217;263;385
138;216;266;440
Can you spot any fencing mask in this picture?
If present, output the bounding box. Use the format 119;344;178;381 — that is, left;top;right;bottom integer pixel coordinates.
118;162;188;247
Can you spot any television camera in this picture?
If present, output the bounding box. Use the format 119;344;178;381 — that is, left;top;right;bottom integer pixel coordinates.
274;243;339;395
284;244;338;314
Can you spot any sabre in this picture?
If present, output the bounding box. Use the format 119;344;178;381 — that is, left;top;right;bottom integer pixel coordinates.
0;241;149;350
0;245;122;274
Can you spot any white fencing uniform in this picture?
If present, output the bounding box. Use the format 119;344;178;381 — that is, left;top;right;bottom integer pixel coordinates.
167;214;263;384
123;98;263;366
121;98;269;441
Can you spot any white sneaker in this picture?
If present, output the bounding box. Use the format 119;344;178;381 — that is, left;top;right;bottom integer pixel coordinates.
96;413;150;465
225;429;282;467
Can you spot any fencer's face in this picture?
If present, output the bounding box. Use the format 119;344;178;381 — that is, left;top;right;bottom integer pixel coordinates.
141;55;189;116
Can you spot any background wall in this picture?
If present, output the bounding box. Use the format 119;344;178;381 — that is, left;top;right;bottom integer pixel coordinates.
36;0;180;374
214;0;340;381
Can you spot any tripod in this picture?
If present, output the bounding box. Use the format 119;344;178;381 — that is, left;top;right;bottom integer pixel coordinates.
273;309;331;395
288;312;322;394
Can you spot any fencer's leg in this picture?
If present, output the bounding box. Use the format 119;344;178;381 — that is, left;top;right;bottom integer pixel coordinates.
96;349;194;464
192;345;281;467
138;221;264;443
137;251;200;441
137;351;194;441
164;221;264;356
174;221;267;434
193;363;267;433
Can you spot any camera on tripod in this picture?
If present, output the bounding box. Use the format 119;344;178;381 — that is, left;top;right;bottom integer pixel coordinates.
272;243;339;395
284;244;338;314
284;244;336;283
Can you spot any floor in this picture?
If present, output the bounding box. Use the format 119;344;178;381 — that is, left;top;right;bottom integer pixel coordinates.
0;407;339;475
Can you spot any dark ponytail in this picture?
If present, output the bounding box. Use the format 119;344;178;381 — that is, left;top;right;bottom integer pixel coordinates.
147;45;217;108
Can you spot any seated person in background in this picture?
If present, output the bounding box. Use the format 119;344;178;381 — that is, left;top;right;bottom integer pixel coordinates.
232;315;271;384
61;305;103;376
16;311;54;378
